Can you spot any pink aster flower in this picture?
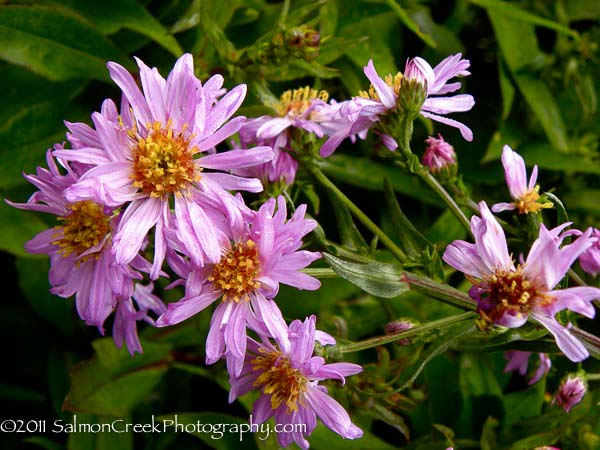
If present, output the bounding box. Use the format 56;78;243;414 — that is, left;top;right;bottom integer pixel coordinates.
574;228;600;276
422;134;456;172
503;351;551;385
320;54;474;156
443;201;600;362
7;150;163;354
492;145;553;214
229;315;363;449
157;195;321;375
552;374;586;412
56;54;273;277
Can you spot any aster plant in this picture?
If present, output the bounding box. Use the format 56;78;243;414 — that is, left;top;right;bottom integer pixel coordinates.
4;3;600;450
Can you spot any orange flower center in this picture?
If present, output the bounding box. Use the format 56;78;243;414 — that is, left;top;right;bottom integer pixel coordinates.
515;186;553;214
131;121;200;197
53;201;111;260
208;240;261;302
252;349;307;413
478;265;552;323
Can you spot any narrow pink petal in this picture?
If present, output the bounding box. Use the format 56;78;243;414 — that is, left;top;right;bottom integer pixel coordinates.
174;197;221;266
501;145;528;199
107;61;152;126
113;198;162;264
256;118;292;140
423;94;475;114
135;56;166;123
197;116;246;150
205;84;247;135
491;202;516;213
363;59;396;109
304;388;363;439
202;173;263;193
420;111;473;141
532;313;588;362
199;147;273;170
156;290;220;326
251;295;290;353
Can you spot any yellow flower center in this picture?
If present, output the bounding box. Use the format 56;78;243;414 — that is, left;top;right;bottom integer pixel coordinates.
514;185;553;214
252;349;307;413
208;240;261;302
276;86;329;119
131;121;200;198
358;72;403;101
478;265;552;324
53;201;111;260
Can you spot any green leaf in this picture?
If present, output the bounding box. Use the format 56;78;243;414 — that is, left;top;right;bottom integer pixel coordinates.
513;73;569;152
564;0;600;21
383;178;430;257
329;190;370;254
63;338;171;417
155;413;258;450
34;0;183;57
311;423;396;450
0;5;130;82
470;0;578;38
384;0;436;48
198;2;239;62
0;382;45;402
319;155;441;206
502;379;546;428
498;58;515;120
519;142;600;174
398;321;476;391
372;403;411;441
0;202;47;257
488;13;569;151
323;253;408;298
23;437;65;450
16;258;75;335
66;414;133;450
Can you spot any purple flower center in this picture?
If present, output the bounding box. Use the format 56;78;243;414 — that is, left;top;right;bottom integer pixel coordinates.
276;86;328;118
52;200;110;260
208;239;261;302
252;348;307;413
474;265;551;323
131;121;200;197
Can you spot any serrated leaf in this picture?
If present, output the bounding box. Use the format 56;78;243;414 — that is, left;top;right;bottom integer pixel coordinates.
0;5;129;82
323;252;407;298
63;338;171;417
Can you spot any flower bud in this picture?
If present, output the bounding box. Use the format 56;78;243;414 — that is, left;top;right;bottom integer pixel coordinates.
422;134;456;173
552;374;587;413
384;319;417;345
579;228;600;276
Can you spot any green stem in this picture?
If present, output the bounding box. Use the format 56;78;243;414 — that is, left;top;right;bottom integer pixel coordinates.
308;165;408;263
395;116;473;237
568;268;587;287
301;267;338;279
587;373;600;381
402;272;477;311
339;311;476;353
419;171;473;236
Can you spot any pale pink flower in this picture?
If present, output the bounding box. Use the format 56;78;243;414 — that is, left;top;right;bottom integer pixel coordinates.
443;202;600;362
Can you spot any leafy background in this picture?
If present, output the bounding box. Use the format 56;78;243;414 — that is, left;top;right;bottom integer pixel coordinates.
0;0;599;449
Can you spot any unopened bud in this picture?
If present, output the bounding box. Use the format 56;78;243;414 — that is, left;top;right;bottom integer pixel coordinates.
552;374;587;413
384;319;417;345
422;134;456;173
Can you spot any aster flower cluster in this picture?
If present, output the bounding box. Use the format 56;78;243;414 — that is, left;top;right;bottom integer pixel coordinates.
10;54;363;448
8;45;600;450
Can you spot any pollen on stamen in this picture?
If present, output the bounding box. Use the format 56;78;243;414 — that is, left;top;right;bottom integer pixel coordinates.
131;121;200;198
276;86;329;118
251;349;308;413
52;200;111;261
358;72;403;101
515;185;553;214
208;239;261;302
477;265;552;324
